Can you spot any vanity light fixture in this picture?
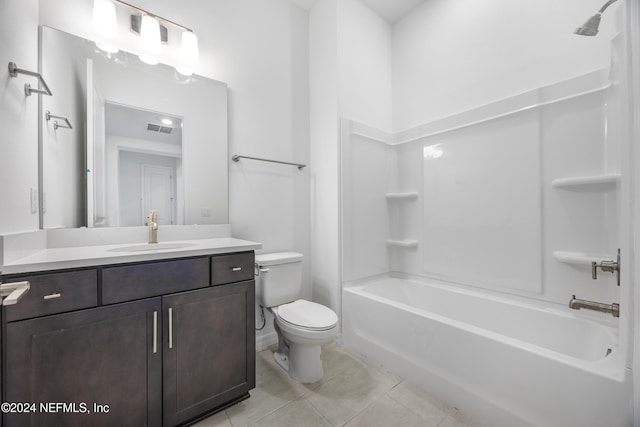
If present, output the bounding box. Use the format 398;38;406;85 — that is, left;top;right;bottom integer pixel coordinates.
176;30;199;75
92;0;118;53
138;14;161;65
92;0;200;72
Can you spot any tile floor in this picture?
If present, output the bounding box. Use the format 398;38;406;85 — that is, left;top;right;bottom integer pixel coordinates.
194;343;478;427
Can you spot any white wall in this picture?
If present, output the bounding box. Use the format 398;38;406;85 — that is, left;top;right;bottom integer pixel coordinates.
309;0;340;315
309;0;392;314
0;0;40;235
338;0;392;132
392;0;618;131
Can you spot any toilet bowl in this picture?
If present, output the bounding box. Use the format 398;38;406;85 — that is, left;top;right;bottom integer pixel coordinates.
256;252;338;383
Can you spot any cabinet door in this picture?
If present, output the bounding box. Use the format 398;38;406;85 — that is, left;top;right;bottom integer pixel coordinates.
4;298;162;427
163;281;255;426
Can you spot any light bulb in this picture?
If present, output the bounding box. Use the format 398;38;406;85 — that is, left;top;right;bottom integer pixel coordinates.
176;30;199;75
181;31;199;64
92;0;118;53
139;15;160;65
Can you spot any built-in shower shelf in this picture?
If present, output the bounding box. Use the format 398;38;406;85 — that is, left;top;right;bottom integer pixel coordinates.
386;239;419;248
385;192;419;200
553;251;616;266
551;174;620;192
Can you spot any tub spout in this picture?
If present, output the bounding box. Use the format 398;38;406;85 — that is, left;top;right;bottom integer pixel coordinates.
569;295;619;317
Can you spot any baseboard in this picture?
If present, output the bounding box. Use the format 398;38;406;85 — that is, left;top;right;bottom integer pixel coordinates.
255;331;277;351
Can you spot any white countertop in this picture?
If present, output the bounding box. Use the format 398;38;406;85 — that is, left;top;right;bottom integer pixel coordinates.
1;237;262;275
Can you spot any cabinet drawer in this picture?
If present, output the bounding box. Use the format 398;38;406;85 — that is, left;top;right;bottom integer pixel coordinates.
102;257;209;304
4;270;97;322
211;252;255;285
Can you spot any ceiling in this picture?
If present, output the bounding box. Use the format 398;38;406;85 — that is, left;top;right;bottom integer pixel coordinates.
290;0;427;23
105;103;183;146
359;0;426;23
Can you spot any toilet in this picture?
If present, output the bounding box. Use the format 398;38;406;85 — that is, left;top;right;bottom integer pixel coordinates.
255;252;338;383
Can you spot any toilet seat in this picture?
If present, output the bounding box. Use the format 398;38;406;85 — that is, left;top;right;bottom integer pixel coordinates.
276;299;338;331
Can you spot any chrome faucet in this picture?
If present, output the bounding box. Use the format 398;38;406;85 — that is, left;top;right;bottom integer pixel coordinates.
569;295;619;317
147;210;158;244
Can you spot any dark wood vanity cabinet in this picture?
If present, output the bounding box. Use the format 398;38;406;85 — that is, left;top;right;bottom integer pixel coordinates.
163;281;255;426
4;298;162;427
1;251;256;427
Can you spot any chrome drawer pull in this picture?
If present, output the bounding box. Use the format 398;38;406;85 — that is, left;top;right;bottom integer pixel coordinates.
43;293;61;300
232;267;242;272
168;308;173;349
153;311;158;354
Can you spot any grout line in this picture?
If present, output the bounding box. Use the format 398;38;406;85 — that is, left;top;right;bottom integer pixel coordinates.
302;395;337;427
385;381;449;427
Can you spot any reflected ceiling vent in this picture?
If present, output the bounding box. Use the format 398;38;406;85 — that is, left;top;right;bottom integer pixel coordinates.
147;123;173;134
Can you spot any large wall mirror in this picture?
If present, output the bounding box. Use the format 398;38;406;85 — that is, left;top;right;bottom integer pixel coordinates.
39;26;228;229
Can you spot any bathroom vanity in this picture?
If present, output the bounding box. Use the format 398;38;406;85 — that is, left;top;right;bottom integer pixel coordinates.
0;236;260;427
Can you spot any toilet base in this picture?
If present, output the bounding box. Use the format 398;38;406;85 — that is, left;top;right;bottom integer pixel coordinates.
270;311;333;384
287;343;323;383
273;351;289;372
273;342;324;383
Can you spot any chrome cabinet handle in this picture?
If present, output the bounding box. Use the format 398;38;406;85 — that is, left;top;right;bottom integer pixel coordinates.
43;293;61;300
153;311;158;354
232;267;242;272
168;308;173;349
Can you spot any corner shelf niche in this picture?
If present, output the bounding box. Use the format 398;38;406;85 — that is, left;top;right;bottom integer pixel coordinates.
386;191;419;249
551;174;620;192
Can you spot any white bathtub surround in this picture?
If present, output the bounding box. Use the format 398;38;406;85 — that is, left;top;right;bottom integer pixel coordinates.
341;68;619;304
341;66;632;424
343;275;631;427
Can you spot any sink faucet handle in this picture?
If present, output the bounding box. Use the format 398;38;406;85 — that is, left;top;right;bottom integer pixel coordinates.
148;210;158;243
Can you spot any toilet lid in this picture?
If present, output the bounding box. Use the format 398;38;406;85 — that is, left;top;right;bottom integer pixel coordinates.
277;299;338;331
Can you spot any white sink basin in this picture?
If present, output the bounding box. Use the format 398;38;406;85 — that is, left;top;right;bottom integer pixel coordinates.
108;242;198;253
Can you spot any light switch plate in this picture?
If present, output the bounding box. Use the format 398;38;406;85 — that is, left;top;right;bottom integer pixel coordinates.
30;188;38;214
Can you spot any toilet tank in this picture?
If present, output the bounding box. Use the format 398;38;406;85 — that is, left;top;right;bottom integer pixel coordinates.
255;252;304;307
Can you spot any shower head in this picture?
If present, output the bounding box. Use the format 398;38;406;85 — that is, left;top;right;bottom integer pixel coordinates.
574;13;602;36
574;0;619;37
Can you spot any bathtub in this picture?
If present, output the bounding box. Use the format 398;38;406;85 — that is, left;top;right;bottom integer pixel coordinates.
342;275;632;427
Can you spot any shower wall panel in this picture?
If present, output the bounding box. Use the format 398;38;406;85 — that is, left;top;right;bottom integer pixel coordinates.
341;69;617;306
341;122;396;282
422;111;543;294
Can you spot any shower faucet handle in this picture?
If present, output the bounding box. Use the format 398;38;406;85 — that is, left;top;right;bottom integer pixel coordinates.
591;249;620;286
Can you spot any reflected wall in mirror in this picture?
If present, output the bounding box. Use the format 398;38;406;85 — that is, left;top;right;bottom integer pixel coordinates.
40;26;228;229
104;103;183;227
